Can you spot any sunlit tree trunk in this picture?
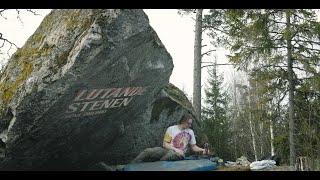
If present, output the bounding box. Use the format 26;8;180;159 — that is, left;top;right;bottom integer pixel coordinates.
232;77;238;159
193;9;203;121
259;122;264;158
286;10;296;166
270;118;275;156
248;97;258;161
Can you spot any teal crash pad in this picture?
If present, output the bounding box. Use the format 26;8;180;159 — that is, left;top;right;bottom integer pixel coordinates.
124;159;217;171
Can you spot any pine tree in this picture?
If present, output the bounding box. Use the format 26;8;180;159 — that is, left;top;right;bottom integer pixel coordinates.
203;9;320;166
202;63;231;159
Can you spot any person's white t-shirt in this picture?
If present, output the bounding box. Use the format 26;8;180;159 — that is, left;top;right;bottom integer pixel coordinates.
163;125;196;153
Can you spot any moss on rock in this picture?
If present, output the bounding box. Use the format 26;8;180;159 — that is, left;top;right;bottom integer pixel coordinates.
164;83;194;113
150;97;179;123
1;61;33;104
150;83;195;123
0;9;114;105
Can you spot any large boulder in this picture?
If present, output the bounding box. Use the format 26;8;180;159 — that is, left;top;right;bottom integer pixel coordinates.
0;9;207;170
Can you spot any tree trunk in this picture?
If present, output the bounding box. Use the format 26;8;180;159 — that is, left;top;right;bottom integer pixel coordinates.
213;61;217;120
286;10;296;166
259;122;264;158
233;77;238;159
193;9;203;121
270;118;275;156
248;98;258;161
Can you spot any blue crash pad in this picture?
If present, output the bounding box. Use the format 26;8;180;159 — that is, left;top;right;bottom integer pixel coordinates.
124;159;217;171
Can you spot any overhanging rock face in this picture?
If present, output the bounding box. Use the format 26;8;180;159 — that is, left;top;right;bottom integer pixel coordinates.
0;9;206;170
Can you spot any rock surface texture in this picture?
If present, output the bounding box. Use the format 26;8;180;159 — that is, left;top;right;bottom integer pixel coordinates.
0;9;207;170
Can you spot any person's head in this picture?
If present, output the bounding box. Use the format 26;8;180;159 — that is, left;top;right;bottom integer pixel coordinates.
178;113;193;129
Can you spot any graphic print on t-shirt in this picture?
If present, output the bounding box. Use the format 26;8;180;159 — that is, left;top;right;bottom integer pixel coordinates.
172;131;192;150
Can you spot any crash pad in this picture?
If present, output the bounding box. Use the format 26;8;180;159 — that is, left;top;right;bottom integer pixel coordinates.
124;159;217;171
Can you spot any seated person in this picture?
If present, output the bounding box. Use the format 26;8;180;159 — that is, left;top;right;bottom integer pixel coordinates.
131;113;208;163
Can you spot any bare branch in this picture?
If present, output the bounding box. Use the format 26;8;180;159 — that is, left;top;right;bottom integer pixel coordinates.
15;9;24;25
201;49;216;57
26;9;40;16
201;63;235;69
0;33;19;49
256;65;288;69
292;66;308;71
0;9;41;59
202;25;229;35
0;9;8;19
298;76;320;80
293;38;320;46
277;88;288;108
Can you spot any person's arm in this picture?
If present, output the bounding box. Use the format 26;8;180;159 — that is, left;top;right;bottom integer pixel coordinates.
189;130;207;154
162;141;175;151
162;141;185;157
190;144;207;154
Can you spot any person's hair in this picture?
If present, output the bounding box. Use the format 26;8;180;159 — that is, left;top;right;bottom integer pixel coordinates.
178;113;192;125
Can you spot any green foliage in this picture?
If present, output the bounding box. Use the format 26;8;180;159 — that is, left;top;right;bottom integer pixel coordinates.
201;65;231;159
203;9;320;163
177;8;320;163
177;9;195;16
294;87;320;169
